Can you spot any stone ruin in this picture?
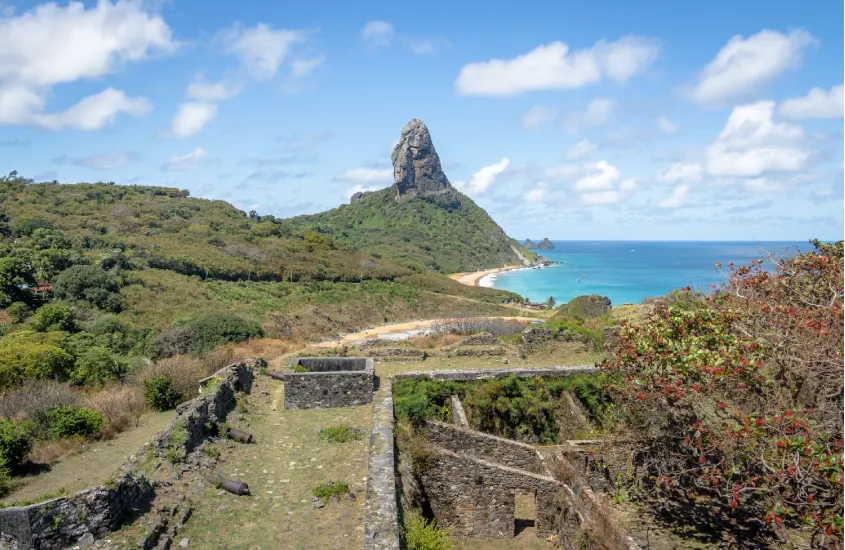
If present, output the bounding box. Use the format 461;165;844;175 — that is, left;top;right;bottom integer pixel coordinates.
283;357;374;409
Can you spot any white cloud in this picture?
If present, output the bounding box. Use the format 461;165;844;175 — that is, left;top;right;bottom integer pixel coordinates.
64;150;137;170
163;147;208;171
565;139;597;160
656;162;703;183
455;36;659;96
705;101;809;178
361;20;393;47
290;56;325;79
224;23;303;81
657;116;677;135
563;98;616;132
524;182;548;203
521;105;558;130
170;102;217;138
0;0;175;130
333;167;393;183
619;178;639;192
574;160;619;191
580;190;620;205
779;84;844;119
689;29;817;106
658;184;690;208
406;37;449;55
454;157;511;196
186;78;242;102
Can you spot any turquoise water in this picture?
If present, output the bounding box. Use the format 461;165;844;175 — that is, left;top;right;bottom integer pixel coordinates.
487;241;807;305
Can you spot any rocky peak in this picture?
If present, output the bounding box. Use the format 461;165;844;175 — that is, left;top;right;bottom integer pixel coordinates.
391;118;454;201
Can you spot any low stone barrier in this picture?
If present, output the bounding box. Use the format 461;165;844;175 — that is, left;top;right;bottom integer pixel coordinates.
394;365;596;382
364;381;400;550
0;359;260;549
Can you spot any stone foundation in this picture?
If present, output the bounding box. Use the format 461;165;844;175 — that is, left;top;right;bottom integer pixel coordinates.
395;365;596;382
284;357;374;409
423;421;547;474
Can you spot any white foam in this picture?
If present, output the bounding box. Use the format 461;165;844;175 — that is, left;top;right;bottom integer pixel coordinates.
478;274;497;288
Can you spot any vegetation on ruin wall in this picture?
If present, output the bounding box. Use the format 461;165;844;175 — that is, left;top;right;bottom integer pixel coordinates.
601;240;844;543
291;188;536;274
392;373;612;444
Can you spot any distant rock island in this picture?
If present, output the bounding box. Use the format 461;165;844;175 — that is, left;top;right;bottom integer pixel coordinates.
523;238;555;250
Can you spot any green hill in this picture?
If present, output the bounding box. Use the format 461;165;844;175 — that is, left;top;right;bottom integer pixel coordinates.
292;188;536;274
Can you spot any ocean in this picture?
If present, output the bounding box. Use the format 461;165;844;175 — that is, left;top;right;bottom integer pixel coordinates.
483;241;808;306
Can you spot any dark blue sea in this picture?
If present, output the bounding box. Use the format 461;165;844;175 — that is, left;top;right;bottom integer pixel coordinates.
484;241;808;305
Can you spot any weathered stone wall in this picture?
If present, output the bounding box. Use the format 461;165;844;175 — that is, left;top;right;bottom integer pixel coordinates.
283;357;374;409
395;365;596;382
0;359;259;550
423;421;546;474
450;396;469;427
418;448;561;539
364;381;400;550
0;474;153;550
457;333;499;346
290;357;369;372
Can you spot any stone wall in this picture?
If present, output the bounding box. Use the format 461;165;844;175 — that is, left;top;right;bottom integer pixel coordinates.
395;365;596;382
521;328;594;352
283;357;374;409
423;421;546;474
418;448;561;539
450;396;469;427
0;359;259;550
0;474;153;550
363;381;400;550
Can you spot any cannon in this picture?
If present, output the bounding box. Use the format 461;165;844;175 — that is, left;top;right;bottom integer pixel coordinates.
225;427;255;444
204;473;250;496
266;370;285;380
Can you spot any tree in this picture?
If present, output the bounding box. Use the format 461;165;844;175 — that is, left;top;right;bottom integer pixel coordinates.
545;296;556;309
53;265;123;312
0;257;35;307
32;303;77;332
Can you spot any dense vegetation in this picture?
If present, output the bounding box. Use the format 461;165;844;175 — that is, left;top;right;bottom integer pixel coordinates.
393;373;611;444
602;240;844;545
291;188;537;274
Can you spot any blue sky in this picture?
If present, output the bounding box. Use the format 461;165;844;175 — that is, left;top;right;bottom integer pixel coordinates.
0;0;842;241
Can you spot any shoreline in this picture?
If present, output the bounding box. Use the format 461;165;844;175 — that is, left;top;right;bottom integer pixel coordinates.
449;265;524;287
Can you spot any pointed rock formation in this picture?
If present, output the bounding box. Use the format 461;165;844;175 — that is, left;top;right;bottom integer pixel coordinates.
391;118;457;203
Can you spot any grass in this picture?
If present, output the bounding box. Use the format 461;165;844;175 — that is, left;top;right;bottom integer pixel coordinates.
312;480;349;502
1;410;174;505
318;425;363;443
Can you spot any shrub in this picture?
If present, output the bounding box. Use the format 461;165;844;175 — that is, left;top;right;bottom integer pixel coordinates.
44;406;104;440
0;257;36;308
142;376;181;411
0;379;78;423
31;303;77;332
403;511;454;550
6;302;30;324
0;418;33;471
431;316;526;337
312;481;348;502
71;346;124;386
148;312;263;359
139;355;206;400
319;425;363;443
84;384;145;439
53;265;123;312
393;376;462;426
0;331;74;389
86;314;140;355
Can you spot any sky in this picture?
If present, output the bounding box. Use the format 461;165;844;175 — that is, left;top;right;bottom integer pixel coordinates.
0;0;843;241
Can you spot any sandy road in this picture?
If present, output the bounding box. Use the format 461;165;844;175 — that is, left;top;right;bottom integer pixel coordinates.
312;316;538;348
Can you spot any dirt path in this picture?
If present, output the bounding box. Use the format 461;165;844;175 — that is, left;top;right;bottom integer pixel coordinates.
449;265;523;287
312;316;538;348
3;410;176;505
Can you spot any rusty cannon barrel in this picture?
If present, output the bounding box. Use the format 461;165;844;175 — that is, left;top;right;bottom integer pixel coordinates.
225;427;255;444
266;370;285;380
204;474;250;496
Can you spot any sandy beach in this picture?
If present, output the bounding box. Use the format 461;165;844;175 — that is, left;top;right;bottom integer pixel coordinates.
449;265;524;287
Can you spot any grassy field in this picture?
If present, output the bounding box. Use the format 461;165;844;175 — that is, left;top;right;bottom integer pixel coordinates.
1;410;175;506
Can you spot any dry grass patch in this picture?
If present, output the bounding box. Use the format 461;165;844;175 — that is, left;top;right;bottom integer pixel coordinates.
84;384;147;439
407;333;463;349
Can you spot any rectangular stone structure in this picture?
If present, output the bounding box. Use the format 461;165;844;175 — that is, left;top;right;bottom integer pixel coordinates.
283;357;374;409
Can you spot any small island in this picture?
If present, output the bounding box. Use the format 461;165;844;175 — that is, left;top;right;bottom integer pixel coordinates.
523;238;555;250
